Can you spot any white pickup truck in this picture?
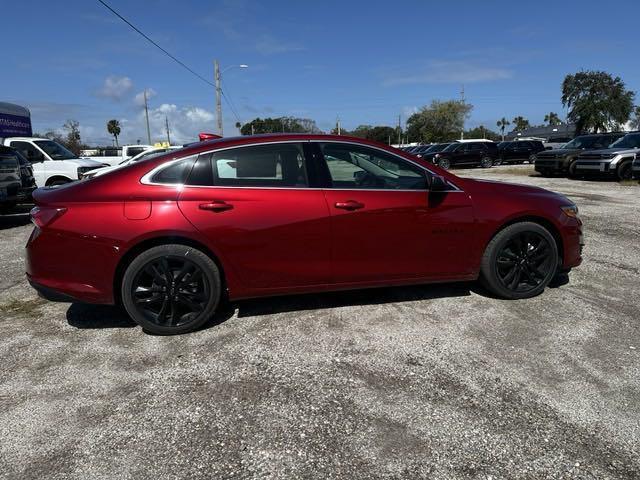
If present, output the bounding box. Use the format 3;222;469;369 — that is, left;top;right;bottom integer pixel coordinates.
2;137;106;187
81;144;153;166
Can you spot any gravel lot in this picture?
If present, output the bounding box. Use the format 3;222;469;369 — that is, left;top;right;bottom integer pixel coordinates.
1;167;639;479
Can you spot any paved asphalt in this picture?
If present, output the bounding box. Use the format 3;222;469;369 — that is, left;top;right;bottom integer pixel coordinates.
0;168;638;479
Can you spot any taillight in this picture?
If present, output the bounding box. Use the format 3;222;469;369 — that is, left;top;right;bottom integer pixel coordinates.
30;206;67;228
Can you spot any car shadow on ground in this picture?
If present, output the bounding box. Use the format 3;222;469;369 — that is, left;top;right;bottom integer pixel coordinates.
233;282;474;318
65;282;474;332
0;204;33;230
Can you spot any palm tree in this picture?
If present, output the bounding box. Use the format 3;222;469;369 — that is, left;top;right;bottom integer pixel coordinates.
512;116;530;132
544;112;561;126
496;117;510;141
107;119;121;147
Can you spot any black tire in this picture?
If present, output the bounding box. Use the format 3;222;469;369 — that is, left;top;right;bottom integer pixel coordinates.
480;156;493;168
480;222;559;299
438;158;450;170
567;160;578;178
528;154;537;164
121;244;221;335
617;161;632;181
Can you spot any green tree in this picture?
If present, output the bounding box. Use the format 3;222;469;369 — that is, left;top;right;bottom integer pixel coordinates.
107;119;121;147
63;120;84;155
406;100;473;143
544;112;562;126
562;70;635;134
240;117;321;135
496;117;510;141
629;106;640;130
512;116;530;132
465;125;500;141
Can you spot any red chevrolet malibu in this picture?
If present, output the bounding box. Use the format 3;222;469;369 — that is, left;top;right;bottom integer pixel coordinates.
27;134;583;334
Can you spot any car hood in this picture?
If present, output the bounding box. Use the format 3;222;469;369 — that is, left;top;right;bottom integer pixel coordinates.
582;147;638;156
461;177;570;203
70;157;106;167
539;148;581;156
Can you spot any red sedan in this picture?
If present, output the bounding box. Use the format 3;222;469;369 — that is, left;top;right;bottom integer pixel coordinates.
27;134;583;334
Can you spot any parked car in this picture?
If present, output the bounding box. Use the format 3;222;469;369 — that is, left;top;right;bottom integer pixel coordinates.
80;146;183;179
411;144;433;157
497;140;546;164
573;132;640;180
432;140;498;169
3;137;106;187
535;133;626;177
417;143;451;161
0;146;36;211
27;134;583;335
82;145;154;166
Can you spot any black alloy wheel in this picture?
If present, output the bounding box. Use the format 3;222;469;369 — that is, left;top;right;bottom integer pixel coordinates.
480;156;493;168
528;153;537;163
495;232;555;294
438;158;450;169
480;222;559;299
618;161;632;181
122;244;221;334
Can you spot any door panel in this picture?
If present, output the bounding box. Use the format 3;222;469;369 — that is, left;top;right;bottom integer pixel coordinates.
322;189;475;283
178;188;331;289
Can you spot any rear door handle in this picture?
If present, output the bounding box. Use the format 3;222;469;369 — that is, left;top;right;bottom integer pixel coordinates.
335;200;364;211
199;201;233;212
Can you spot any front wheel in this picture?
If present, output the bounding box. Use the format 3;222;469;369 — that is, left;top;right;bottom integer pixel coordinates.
528;154;537;164
480;156;493;168
121;244;221;335
618;161;632;181
480;222;559;299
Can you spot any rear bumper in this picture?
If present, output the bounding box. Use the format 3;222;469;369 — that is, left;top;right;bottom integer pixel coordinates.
25;226;118;305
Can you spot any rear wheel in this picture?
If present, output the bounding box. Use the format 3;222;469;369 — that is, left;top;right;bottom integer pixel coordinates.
528;153;537;163
567;159;578;178
480;222;559;299
121;244;221;335
480;156;493;168
618;161;632;181
438;158;450;170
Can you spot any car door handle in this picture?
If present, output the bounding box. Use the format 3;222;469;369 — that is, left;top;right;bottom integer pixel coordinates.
335;200;364;211
199;201;233;212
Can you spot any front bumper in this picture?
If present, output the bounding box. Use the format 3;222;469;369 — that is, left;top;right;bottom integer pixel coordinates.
574;160;615;176
535;157;566;173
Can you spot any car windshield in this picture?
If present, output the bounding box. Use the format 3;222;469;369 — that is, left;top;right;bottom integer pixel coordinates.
424;143;447;153
561;136;599;149
33;140;77;160
442;143;461;152
609;134;640;149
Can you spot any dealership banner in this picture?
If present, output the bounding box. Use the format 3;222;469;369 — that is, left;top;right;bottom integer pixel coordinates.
0;112;32;137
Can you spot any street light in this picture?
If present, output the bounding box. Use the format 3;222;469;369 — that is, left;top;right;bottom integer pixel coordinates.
214;61;248;135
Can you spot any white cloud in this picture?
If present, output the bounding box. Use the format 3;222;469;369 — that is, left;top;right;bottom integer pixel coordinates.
383;61;513;87
133;88;157;107
97;75;134;100
255;34;305;55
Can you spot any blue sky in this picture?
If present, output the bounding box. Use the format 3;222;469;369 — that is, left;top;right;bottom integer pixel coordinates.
3;0;639;145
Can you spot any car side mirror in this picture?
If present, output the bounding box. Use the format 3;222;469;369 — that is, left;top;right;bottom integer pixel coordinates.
428;175;449;193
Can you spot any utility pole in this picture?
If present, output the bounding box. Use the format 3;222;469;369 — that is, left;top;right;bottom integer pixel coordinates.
460;84;465;140
397;114;401;146
143;89;152;145
165;116;171;145
214;60;223;136
336;116;341;135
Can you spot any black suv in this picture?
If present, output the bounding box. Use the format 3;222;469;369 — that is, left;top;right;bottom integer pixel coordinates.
534;133;625;177
0;146;36;212
432;141;498;169
419;143;452;161
497;140;546;164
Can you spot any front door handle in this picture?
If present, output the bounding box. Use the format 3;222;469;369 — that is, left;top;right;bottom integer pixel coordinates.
335;200;364;211
199;201;233;212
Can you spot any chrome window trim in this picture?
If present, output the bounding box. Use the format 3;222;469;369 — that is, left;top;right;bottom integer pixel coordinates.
140;139;463;192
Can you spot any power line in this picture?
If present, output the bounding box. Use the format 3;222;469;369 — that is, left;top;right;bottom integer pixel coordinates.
220;79;243;125
96;0;214;88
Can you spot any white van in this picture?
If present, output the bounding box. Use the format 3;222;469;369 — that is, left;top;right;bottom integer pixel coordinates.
2;137;106;187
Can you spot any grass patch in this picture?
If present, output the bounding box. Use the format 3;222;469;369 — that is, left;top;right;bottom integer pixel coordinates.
0;298;46;317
